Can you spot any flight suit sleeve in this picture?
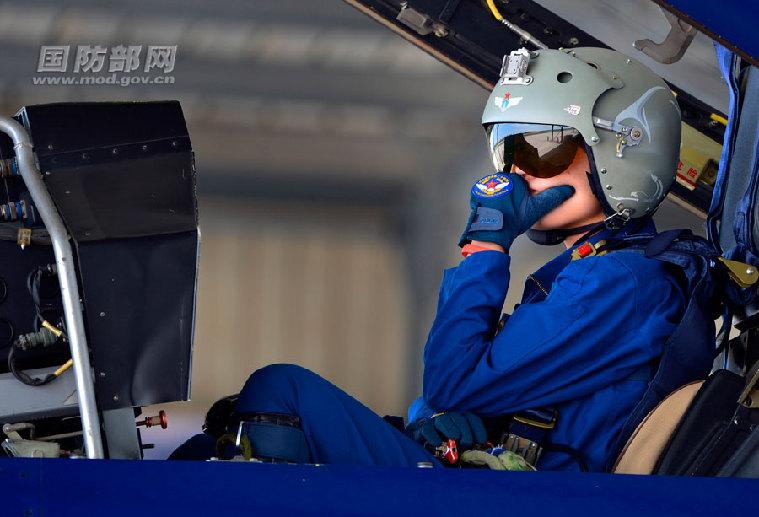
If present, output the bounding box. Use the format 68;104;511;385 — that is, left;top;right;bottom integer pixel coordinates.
407;396;434;423
422;250;680;416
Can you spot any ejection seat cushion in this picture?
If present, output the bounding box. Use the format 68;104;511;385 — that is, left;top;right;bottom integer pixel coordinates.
613;381;703;475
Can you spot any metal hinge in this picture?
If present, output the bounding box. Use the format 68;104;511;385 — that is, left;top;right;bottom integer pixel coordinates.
718;257;759;289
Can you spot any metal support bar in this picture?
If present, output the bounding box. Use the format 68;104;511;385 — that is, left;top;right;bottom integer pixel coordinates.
0;117;104;459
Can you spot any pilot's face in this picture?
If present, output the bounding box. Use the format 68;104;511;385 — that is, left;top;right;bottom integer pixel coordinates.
514;147;604;231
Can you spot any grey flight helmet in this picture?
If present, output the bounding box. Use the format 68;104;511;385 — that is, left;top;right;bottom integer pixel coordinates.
482;47;681;226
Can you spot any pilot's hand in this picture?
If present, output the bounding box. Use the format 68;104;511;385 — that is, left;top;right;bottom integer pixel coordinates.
406;411;487;449
459;173;574;252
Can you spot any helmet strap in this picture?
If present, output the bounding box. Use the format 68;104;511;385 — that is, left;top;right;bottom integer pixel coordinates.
526;222;604;246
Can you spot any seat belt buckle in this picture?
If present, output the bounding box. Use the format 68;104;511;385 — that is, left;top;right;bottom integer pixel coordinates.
502;408;558;466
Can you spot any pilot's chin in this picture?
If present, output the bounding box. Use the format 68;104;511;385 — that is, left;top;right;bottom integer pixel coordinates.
532;214;561;231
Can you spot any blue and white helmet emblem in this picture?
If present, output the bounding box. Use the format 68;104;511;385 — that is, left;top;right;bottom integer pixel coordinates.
494;92;523;111
472;174;513;198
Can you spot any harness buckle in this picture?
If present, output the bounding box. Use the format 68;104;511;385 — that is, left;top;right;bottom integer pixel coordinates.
435;438;459;465
503;433;542;465
500;408;558;466
571;239;607;261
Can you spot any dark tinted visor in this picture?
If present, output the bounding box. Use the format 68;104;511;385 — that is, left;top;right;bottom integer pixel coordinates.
486;123;583;178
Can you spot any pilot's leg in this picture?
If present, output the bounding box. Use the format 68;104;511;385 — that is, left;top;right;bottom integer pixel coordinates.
168;432;218;460
236;363;438;467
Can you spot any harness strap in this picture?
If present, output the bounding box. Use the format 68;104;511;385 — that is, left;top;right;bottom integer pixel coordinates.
565;229;724;471
234;412;310;463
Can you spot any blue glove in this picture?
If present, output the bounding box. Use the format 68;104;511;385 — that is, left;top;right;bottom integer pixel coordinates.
406;411;487;449
459;173;575;250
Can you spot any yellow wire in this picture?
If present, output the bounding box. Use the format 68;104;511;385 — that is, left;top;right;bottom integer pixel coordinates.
42;319;63;338
54;359;73;377
710;113;728;126
486;0;504;21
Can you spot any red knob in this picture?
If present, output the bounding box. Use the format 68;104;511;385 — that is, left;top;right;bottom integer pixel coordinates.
138;410;168;429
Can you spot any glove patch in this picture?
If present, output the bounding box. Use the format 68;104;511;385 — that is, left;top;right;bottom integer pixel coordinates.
469;206;503;231
472;173;513;198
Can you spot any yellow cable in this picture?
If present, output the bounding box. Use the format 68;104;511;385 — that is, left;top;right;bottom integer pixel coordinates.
710;113;728;126
54;359;73;377
41;320;63;338
486;0;504;21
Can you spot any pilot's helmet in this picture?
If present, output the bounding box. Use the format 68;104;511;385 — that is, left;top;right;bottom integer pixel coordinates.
482;47;681;224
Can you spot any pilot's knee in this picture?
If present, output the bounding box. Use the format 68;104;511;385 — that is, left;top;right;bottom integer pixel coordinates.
235;364;314;463
244;363;314;393
250;363;313;383
238;363;315;413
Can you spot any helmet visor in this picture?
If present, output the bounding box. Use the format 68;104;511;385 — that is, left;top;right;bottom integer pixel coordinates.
486;123;583;178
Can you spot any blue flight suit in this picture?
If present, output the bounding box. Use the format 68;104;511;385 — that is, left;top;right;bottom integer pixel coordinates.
171;220;684;472
410;218;684;470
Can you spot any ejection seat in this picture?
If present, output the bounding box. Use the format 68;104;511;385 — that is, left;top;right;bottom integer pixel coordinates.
615;52;759;478
614;365;758;476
